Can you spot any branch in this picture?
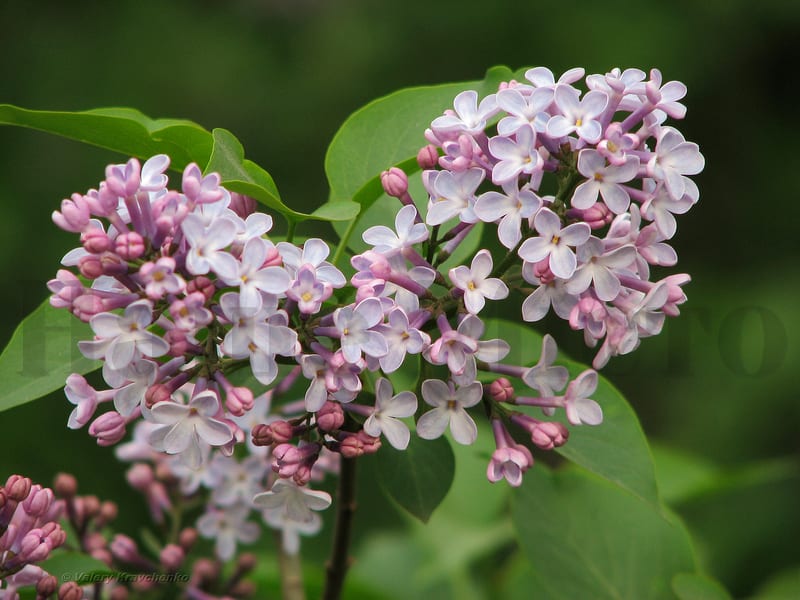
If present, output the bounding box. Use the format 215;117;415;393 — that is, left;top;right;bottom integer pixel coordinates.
323;457;358;600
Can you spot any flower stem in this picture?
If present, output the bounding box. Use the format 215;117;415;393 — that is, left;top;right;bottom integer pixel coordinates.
323;457;358;600
275;530;306;600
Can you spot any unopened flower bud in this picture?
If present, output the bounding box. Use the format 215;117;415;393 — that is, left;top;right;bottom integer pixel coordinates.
225;387;254;417
262;245;282;268
59;581;84;600
114;231;146;260
251;423;274;447
82;495;101;518
110;534;140;563
228;193;257;219
316;401;344;431
164;329;190;357
78;254;104;279
380;167;408;198
179;527;198;551
192;558;219;585
293;465;312;486
89;412;126;446
357;431;382;454
339;434;364;458
566;203;612;229
98;501;118;525
488;378;515;402
160;543;185;572
52;194;91;233
101;252;128;276
22;485;54;517
53;473;77;498
145;384;172;408
417;144;439;169
530;421;569;450
37;574;59;597
269;421;295;444
186;276;216;300
72;294;106;321
81;228;112;253
126;464;155;491
5;475;32;501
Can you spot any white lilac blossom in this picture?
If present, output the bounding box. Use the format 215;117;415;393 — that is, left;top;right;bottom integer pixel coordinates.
362;378;417;450
196;504;260;561
448;249;509;314
417;380;482;445
149;390;234;469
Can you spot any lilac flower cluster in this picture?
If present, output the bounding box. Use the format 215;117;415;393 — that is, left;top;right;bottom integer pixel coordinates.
419;66;703;370
46;65;703;560
0;476;65;599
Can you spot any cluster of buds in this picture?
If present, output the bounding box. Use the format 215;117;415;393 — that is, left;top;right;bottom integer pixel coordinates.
47;65;702;557
0;475;65;599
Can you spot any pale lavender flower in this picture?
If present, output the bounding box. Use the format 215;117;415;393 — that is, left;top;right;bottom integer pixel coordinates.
285;265;332;314
333;298;388;364
564;370;603;426
520;263;578;322
425;168;484;226
139;257;186;300
522;334;569;398
362;378;417;450
488;127;543;184
219;236;291;313
641;179;697;238
197;504;260;561
518;208;591;279
253;479;331;526
374;307;429;373
474;182;542;249
547;85;608;143
495;87;553;135
210;455;269;507
449;249;509;314
78;299;169;370
64;374;106;429
524;66;585;89
572;150;640;214
149;390;234;469
181;214;239;280
565;237;637;301
362;204;428;254
278;238;346;288
417;380;482;445
647;126;704;200
431;90;499;136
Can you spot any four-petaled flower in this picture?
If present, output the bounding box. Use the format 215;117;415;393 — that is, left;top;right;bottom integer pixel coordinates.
417;380;482;445
363;378;417;450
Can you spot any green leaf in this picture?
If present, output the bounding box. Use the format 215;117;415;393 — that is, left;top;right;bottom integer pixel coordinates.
672;572;732;600
512;466;697;600
39;550;115;584
0;301;99;413
479;318;660;506
0;104;213;169
205;128;357;222
325;65;514;257
376;434;455;522
754;566;800;599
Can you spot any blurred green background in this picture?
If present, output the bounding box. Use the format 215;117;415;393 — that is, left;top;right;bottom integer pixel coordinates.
1;0;798;597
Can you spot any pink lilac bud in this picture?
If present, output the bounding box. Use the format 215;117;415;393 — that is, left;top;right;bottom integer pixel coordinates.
126;464;155;491
417;144;439;169
59;581;84;600
272;444;305;477
262;245;283;268
114;231;145;260
82;495;101;518
106;158;141;198
88;412;127;446
532;258;555;285
488;378;515;402
316;401;345;432
110;587;130;600
228;193;257;219
110;534;143;564
53;473;77;498
81;228;112;253
225;386;254;417
5;475;33;501
566;202;613;229
52;194;91;232
380;167;409;198
358;431;382;453
101;252;128;276
269;421;295;444
84;532;106;552
293;465;313;486
165;329;190;357
179;527;198;551
186;276;216;301
37;574;58;597
22;485;54;517
251;423;274;447
160;543;185;572
339;434;365;458
78;254;104;279
72;294;106;321
98;501;118;525
145;384;172;408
